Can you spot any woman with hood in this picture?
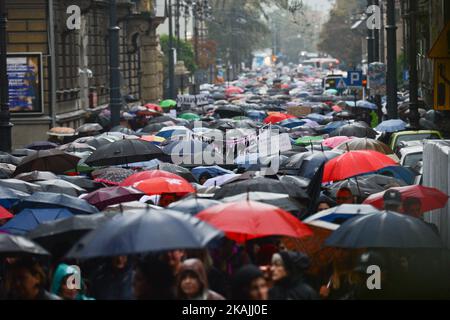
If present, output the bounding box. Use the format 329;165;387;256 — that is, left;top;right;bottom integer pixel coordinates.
51;263;94;300
231;265;269;300
269;251;319;300
176;259;225;300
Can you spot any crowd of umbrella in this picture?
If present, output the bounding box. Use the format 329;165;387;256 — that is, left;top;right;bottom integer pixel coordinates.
0;70;448;300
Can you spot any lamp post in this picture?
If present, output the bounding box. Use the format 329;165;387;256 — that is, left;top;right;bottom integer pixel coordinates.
166;0;176;99
109;0;122;128
407;0;420;129
386;0;398;119
0;0;12;152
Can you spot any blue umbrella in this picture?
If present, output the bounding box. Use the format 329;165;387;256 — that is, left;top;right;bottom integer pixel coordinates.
298;151;342;179
168;198;222;215
14;192;99;215
304;204;380;230
375;119;407;133
65;209;223;259
356;100;377;110
305;113;328;124
278;118;309;129
0;186;29;209
0;208;73;235
320;120;349;134
246;110;266;122
375;166;417;185
191;166;234;181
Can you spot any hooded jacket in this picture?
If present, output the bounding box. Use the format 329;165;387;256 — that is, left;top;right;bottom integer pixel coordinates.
51;264;94;300
177;259;225;300
269;251;319;300
231;264;264;300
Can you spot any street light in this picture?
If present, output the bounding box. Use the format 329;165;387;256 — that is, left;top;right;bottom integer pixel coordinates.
109;0;122;128
0;0;12;152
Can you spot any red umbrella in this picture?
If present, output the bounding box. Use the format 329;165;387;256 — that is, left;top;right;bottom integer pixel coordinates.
332;105;343;112
323;150;398;183
145;104;163;113
120;170;187;187
196;201;313;243
225;86;244;95
263;112;297;124
363;185;449;213
322;136;353;149
0;206;13;220
133;177;195;196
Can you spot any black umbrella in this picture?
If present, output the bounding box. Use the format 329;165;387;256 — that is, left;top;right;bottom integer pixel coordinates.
76;123;103;134
147;115;179;125
324;211;443;248
0;233;50;256
14;150;81;175
25;141;59;151
15;171;58;182
11;149;37;157
329;123;377;139
359;174;407;188
0;179;42;194
28;213;108;258
110;126;136;135
65;209;223;259
14;192;99;215
213;177;309;200
85;139;164;167
58;175;103;192
297;151;343;179
326;179;385;199
0;154;23;166
215;105;244;118
210;119;237;131
148;163;197;182
140;123;166;134
168;198;222;215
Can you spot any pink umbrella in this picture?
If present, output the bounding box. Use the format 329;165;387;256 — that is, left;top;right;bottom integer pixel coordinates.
225;86;244;96
323;136;354;149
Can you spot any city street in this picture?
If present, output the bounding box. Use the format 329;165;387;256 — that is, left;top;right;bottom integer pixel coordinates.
0;0;449;302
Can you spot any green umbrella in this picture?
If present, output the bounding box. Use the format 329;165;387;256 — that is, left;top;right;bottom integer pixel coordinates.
295;135;324;146
178;113;201;121
160;99;177;108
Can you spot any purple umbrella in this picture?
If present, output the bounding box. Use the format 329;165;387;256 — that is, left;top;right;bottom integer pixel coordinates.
82;186;145;211
25;141;59;151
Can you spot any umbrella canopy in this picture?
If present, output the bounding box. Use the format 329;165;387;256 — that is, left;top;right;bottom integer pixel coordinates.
120;170;184;187
363;185;449;213
76;123;103;134
14;150;80;175
278;118;310;129
304;204;380;230
139;135;166;145
140;123;167;134
92;167;134;186
215;105;245;118
356;100;377;110
134;177;195;196
264;112;296;124
145;103;164;113
179;113;201;121
85;139;164;167
221;192;305;214
225;86;244;95
83;186;145;211
323;136;354;149
329;123;377;139
305;113;328;124
59;175;102;192
0;163;16;179
75;136;115;149
203;173;240;187
295;135;325;146
197;201;313;243
0;233;50;256
28;213;108;258
375;119;407;133
110;126;136;135
0;154;23;166
0;179;42;194
324;211;443;248
297;151;343;179
168;198;222;215
0;187;29;209
326;178;385;199
156;126;192;140
148;163;197;183
0;206;13;220
160;99;177;108
47;127;76;137
14;192;99;215
15;171;58;183
58;143;96;154
35;180;86;197
213;177;309;200
334;138;394;154
191;166;234;181
66;209;222;259
0;208;74;235
25;141;58;151
323;150;398;183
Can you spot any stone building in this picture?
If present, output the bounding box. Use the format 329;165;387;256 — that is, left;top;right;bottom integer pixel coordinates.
6;0;165;148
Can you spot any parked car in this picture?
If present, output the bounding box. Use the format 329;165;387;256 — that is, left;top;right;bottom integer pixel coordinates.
389;130;443;155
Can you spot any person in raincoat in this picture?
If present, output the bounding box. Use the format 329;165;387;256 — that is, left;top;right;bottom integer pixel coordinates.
3;258;60;300
51;263;94;300
175;259;225;300
269;251;319;300
231;265;269;300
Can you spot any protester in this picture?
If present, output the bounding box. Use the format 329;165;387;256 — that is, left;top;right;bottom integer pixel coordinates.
163;250;186;276
231;265;269;300
336;187;354;205
269;251;319;300
176;259;225;300
383;189;402;212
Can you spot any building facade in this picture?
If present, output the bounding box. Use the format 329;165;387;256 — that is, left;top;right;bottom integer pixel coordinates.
6;0;165;148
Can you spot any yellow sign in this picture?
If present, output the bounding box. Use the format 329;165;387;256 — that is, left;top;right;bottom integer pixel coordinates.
428;21;450;110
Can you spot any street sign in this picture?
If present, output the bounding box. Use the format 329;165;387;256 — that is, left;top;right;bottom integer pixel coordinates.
368;62;387;95
346;70;363;89
337;78;347;90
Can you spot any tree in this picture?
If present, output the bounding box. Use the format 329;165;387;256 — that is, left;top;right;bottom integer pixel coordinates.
160;35;197;74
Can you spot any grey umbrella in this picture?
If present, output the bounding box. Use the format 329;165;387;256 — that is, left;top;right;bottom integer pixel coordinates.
35;180;87;197
0;233;50;256
0;179;42;194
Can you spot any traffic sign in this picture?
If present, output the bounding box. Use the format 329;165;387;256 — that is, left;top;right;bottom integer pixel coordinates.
346;70;363;89
337;78;347;90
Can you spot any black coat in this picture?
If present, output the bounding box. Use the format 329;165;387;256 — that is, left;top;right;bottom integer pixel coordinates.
269;276;319;300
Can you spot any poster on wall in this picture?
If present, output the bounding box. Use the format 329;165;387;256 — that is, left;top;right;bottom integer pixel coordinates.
7;53;44;114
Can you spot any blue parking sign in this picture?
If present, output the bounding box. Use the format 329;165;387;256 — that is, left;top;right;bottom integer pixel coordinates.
346;70;363;88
